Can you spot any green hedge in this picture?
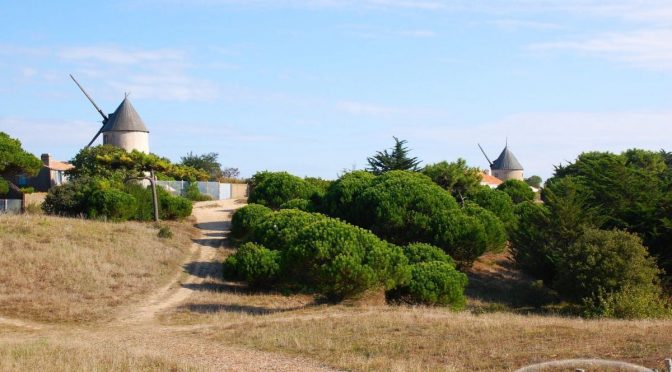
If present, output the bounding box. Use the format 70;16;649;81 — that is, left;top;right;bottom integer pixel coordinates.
87;188;137;221
223;242;281;287
403;261;468;308
248;171;318;209
403;243;455;266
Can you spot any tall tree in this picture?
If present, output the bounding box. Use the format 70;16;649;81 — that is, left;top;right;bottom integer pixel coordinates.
366;137;421;175
524;175;542;188
0;132;42;195
180;152;223;181
422;159;482;201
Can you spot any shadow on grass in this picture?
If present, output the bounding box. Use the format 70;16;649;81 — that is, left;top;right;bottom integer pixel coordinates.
194;221;231;231
177;303;308;315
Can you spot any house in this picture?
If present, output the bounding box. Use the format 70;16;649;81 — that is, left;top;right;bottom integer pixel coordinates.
12;153;73;193
480;171;503;189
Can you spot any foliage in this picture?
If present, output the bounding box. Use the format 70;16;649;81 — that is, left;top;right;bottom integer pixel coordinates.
366;137;421;175
158;190;192;220
463;202;507;253
279;198;312;211
548;149;672;275
428;209;487;265
356;171;459;244
467;186;516;229
0;179;8;196
394;261;468;308
157;226;173;239
87;187;137;221
230;204;273;240
553;228;661;302
19;186;35;194
509;201;555;282
322;170;375;224
248;171;318;209
0;132;42;177
403;243;455;266
524;175;542;188
497;179;535;204
184;182;212;202
180;151;223;181
42;177;94;217
422;159;482;201
221;167;240;179
582;285;671;319
69;145;208;182
231;208;411;300
223;242;281;287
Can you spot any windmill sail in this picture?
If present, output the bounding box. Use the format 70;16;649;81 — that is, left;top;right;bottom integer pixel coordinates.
70;74;108;147
478;143;493;166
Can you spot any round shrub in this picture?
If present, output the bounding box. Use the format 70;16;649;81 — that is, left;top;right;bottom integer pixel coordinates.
222;242;281;287
283;217;411;299
429;209;487;266
279;198;312;212
468;187;516;229
356;171;459;244
254;209;326;251
322;170;376;223
248;171;317;209
554;228;661;302
497;179;535;204
230;204;273;240
87;188;137;221
401;261;468;308
159;192;192;220
0;179;8;196
43;180;88;216
463;202;507;253
403;243;455;266
582;285;671;319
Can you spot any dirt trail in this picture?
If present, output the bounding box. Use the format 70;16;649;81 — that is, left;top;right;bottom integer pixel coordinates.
1;199;336;371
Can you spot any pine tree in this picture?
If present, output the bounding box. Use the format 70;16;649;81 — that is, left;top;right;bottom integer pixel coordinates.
366;137;421;175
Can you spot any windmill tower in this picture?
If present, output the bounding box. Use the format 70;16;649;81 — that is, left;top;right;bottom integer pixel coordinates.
70;75;150;153
478;142;524;181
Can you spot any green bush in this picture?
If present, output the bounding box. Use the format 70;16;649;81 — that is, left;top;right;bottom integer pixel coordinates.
463;202;507;253
184;182;212;202
497;179;535;204
468;187;516;229
254;209;326;251
322;170;376;224
429;209;487;265
0;179;8;196
422;159;482;200
42;177;99;217
396;261;468;308
554;228;661;302
282;217;410;299
248;171;317;209
230;204;273;240
583;285;671;319
279;198;313;212
222;242;281;287
87;188;137;221
356;171;459;244
509;201;555;282
19;186;35;194
159;192;192;220
403;243;455;266
158;226;173;239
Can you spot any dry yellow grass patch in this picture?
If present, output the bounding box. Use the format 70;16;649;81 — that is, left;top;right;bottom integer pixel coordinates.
0;214;195;323
0;338;196;371
179;306;671;371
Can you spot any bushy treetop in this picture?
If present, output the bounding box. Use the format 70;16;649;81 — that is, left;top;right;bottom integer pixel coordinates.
366;137;421;175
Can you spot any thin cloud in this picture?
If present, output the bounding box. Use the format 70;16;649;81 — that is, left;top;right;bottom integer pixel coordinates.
530;29;672;72
58;46;185;65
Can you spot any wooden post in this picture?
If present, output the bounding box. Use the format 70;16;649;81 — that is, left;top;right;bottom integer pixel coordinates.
149;170;159;222
664;358;672;372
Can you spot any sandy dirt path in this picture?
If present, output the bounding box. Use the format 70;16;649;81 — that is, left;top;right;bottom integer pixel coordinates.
1;199;336;371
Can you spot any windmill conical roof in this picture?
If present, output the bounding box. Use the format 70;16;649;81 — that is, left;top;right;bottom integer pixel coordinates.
491;146;523;170
102;98;149;133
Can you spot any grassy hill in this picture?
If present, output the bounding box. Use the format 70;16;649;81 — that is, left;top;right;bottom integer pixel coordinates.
0;214;195;323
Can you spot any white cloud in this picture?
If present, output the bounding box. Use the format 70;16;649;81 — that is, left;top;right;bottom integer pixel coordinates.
58;46;185;65
530;29;672;72
486;19;561;31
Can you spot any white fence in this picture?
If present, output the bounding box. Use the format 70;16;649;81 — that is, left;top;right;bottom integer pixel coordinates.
155;181;237;200
0;199;22;214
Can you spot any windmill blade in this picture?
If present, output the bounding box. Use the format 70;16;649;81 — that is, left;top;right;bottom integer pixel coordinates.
70;74;108;122
86;126;105;148
478;143;493;166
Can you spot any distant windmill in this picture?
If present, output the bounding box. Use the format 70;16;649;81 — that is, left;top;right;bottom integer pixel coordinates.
478;142;524;182
70;74;150;153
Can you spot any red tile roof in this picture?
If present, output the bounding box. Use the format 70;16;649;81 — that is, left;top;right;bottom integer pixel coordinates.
480;172;502;186
47;160;74;171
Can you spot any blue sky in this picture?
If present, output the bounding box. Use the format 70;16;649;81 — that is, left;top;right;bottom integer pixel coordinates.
1;0;671;180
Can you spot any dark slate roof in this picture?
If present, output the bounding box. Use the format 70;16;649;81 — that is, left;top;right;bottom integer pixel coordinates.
491;146;523;170
102;98;149;133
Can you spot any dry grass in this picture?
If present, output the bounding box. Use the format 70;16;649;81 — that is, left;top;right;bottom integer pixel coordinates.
191;306;672;371
0;214;196;323
0;338;196;371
